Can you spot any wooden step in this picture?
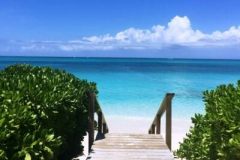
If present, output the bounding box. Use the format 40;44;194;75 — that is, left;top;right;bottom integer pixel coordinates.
87;133;174;160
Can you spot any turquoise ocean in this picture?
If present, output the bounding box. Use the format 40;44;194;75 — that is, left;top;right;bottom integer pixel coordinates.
1;57;240;121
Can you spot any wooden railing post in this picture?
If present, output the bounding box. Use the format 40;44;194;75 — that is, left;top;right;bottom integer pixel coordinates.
166;94;172;150
88;92;95;152
96;99;109;134
151;124;155;134
156;114;161;134
148;93;174;151
98;111;103;133
103;123;108;134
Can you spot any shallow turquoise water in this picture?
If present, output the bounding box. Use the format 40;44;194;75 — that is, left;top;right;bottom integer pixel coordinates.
1;57;240;120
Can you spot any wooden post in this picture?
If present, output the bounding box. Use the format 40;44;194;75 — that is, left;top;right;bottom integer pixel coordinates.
156;114;161;134
88;92;95;152
98;112;103;133
151;124;155;134
103;123;107;134
166;94;172;150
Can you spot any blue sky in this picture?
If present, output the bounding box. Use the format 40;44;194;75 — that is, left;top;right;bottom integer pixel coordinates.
1;0;240;58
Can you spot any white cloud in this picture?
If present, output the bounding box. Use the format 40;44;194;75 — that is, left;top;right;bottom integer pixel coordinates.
164;16;205;43
2;16;240;52
80;16;205;45
211;26;240;40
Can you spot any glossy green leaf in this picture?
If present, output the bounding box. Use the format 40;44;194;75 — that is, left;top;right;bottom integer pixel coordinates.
25;153;31;160
0;64;98;160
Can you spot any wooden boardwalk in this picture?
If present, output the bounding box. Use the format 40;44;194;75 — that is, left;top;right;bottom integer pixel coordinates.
87;133;174;160
86;93;175;160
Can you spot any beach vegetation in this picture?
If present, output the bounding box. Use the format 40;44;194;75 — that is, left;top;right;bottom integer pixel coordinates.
176;81;240;159
0;64;97;160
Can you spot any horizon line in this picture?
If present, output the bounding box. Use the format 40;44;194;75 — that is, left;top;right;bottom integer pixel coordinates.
1;55;240;61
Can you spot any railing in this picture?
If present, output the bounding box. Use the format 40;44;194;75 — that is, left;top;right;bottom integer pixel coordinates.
88;92;109;152
148;93;174;150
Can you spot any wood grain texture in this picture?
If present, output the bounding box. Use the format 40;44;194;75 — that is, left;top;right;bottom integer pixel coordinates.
87;133;174;160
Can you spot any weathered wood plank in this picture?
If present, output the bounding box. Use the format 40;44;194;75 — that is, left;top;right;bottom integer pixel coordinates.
88;133;174;160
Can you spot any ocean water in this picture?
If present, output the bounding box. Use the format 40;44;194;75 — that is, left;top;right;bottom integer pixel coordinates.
1;57;240;121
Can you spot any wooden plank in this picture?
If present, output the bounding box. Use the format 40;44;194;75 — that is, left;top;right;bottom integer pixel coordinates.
88;133;174;160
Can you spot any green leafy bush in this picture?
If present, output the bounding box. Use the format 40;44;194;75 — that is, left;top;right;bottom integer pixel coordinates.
176;81;240;159
0;64;97;160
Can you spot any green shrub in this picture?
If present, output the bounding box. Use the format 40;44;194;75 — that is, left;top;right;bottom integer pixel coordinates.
176;81;240;159
0;64;97;160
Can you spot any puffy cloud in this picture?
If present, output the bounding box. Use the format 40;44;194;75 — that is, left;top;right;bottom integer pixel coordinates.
210;26;240;40
164;16;205;43
81;16;205;46
64;15;240;50
1;16;240;52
